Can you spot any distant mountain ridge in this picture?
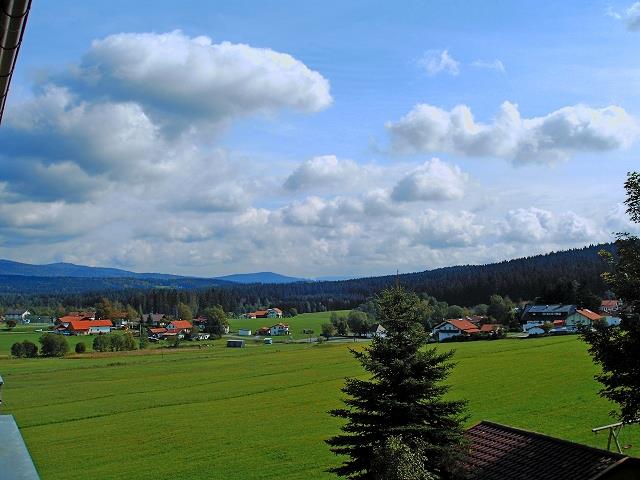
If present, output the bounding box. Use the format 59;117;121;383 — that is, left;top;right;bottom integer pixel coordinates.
0;259;306;284
215;272;306;284
0;259;184;279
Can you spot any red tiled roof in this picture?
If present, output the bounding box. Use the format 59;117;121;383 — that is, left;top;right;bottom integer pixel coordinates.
167;320;192;329
272;308;283;313
149;328;167;334
447;319;480;333
553;319;565;326
66;320;112;331
462;421;640;480
480;324;501;332
601;300;619;308
576;309;603;322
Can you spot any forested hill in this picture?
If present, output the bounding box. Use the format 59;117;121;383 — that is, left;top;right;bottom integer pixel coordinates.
0;243;614;312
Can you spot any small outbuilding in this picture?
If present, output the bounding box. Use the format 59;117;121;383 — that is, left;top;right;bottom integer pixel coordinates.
264;338;273;345
227;339;245;348
238;329;252;336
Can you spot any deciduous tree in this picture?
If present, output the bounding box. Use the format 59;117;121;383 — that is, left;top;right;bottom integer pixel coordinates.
582;172;640;422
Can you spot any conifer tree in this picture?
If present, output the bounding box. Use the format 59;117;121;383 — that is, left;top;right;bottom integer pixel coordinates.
326;286;467;480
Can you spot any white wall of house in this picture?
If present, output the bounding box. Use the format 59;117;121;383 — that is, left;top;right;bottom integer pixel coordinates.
88;326;111;334
432;323;462;342
270;325;289;335
565;313;593;329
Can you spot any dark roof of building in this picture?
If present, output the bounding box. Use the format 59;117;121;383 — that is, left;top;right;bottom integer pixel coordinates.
524;304;576;314
463;421;640;480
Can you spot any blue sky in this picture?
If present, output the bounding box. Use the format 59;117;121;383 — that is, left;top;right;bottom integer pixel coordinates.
1;0;640;277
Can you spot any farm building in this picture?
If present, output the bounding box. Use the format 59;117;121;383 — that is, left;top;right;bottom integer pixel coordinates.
565;309;603;331
165;320;193;335
57;319;113;335
461;421;640;479
238;329;252;336
256;326;271;336
365;324;387;338
270;323;289;336
521;304;576;324
245;308;283;319
227;339;245;348
600;299;620;315
432;319;480;342
4;309;31;324
479;324;504;337
145;313;168;327
148;327;168;339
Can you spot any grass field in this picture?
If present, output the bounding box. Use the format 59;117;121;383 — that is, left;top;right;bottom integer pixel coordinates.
0;335;638;479
229;310;349;337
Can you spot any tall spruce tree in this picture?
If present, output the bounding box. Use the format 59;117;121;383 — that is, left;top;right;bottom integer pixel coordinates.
326;286;467;480
582;172;640;422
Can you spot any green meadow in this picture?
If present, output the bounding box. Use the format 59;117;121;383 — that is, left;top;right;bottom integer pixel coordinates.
229;310;349;337
0;335;638;479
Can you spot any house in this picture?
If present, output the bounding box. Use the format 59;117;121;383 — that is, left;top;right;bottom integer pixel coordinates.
479;324;504;337
256;326;271;336
565;309;603;331
245;308;283;319
365;324;387;338
193;316;208;327
600;299;620;315
148;327;168;339
144;313;168;327
526;325;546;335
4;309;31;324
270;323;289;336
238;329;252;336
431;319;480;342
227;339;245;348
461;421;640;479
521;304;576;324
193;332;210;340
57;319;113;335
165;320;192;336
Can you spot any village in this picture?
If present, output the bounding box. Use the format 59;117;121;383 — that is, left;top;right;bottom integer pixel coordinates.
2;299;623;348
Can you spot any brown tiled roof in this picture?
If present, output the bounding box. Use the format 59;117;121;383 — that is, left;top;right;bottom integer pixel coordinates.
463;421;640;480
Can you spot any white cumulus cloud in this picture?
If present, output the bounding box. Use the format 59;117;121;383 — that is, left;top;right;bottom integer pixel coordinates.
391;158;467;202
69;30;332;127
386;101;640;163
283;155;361;191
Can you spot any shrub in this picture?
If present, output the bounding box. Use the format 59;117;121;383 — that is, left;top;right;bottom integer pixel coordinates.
121;332;136;351
6;320;17;330
93;335;111;352
11;342;25;358
39;333;69;357
75;342;87;354
22;340;38;358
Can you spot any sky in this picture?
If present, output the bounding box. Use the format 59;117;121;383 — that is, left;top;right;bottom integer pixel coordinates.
1;0;640;278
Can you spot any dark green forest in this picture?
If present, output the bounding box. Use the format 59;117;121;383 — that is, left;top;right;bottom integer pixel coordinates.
0;243;613;315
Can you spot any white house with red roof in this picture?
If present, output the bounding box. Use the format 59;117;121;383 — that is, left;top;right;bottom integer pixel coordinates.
270;323;289;335
165;320;193;336
57;319;113;335
432;319;480;342
245;308;283;319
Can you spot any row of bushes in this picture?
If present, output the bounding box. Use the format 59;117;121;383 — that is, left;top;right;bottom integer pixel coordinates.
11;333;71;358
11;332;139;358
